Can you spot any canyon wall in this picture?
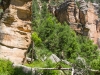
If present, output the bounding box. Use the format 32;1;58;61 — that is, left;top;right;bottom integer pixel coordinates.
53;0;100;46
0;0;32;64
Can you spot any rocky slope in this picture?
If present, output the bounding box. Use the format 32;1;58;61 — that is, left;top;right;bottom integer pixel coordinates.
0;0;32;64
50;0;100;47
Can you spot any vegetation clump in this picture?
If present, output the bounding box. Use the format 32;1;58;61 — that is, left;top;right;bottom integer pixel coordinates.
0;59;31;75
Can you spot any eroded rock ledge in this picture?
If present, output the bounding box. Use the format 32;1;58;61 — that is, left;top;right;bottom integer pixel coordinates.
0;0;32;64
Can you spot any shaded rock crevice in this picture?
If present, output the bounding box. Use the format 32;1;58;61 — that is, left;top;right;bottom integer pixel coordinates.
0;42;27;50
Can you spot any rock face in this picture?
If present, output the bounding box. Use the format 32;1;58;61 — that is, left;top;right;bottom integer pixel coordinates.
54;0;100;46
0;0;32;64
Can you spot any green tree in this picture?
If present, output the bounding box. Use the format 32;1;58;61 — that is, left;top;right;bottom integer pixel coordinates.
32;4;98;63
37;13;80;61
77;36;98;62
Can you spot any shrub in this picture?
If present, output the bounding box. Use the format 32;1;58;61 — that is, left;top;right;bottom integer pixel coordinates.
32;32;42;47
13;67;31;75
0;59;32;75
0;59;14;75
90;57;100;70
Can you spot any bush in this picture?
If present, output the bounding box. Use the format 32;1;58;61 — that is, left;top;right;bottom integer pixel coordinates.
0;59;32;75
13;67;31;75
90;57;100;70
32;32;42;47
0;59;14;75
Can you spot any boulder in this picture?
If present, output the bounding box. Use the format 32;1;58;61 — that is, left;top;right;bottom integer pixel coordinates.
49;54;60;63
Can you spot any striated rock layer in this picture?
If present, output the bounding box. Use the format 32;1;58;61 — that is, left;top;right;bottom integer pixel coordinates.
53;0;100;47
0;0;32;64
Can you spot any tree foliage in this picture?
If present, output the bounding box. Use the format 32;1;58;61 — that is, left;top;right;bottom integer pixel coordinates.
32;10;98;63
31;0;99;73
32;32;42;47
91;57;100;70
